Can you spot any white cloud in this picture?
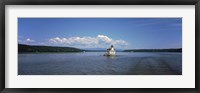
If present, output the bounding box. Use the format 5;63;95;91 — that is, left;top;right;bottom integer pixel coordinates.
26;38;35;42
18;38;35;44
97;35;112;43
49;35;128;48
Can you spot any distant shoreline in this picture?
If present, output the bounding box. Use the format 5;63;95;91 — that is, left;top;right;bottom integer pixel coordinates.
123;49;182;52
18;44;182;53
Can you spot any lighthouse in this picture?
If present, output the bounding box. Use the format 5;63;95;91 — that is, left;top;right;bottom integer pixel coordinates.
104;45;116;56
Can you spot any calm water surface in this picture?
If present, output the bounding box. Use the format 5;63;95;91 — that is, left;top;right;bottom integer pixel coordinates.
18;52;182;75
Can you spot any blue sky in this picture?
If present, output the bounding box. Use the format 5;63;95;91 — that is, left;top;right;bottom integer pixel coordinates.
18;18;182;49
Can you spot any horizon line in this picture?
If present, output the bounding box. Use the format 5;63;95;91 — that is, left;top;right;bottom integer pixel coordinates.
18;43;182;50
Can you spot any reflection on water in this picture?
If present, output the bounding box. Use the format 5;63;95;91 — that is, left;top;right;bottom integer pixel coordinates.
18;52;182;75
105;55;115;59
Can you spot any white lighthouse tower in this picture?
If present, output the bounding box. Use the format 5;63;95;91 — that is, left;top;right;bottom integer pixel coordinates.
104;45;116;56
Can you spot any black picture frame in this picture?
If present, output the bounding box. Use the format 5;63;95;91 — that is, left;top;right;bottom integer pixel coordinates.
0;0;199;93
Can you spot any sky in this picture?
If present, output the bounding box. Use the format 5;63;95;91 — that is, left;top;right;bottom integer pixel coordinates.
18;18;182;49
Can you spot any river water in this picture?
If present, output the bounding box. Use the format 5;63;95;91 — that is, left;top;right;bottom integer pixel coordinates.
18;52;182;75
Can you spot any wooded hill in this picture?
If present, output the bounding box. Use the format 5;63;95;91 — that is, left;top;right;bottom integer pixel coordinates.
18;44;84;53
